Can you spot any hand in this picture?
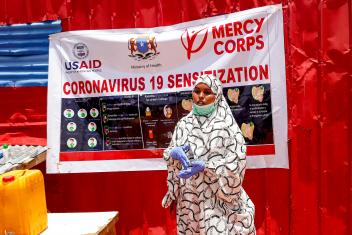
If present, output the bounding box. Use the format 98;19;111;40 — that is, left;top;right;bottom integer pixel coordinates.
178;160;205;179
170;144;190;169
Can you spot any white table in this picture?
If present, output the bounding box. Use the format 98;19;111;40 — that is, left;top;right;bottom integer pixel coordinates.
41;211;119;235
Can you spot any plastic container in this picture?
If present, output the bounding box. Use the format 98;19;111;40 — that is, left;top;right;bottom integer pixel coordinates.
0;150;5;164
1;144;9;162
0;170;48;235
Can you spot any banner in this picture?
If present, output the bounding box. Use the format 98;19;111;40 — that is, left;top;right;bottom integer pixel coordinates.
47;4;288;173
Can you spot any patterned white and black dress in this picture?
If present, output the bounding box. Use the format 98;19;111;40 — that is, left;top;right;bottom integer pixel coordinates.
162;74;256;235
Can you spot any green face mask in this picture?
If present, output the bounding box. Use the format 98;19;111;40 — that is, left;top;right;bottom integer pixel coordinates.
193;103;216;116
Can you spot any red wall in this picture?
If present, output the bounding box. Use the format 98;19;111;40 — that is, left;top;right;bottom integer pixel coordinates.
0;0;351;234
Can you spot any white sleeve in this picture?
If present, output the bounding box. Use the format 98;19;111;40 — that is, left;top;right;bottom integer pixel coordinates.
204;131;247;203
162;121;186;208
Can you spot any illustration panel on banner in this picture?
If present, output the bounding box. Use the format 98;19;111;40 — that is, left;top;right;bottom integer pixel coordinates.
224;84;273;145
61;98;103;152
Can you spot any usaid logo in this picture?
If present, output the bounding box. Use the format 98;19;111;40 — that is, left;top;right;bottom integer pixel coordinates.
65;42;102;73
73;43;89;59
181;27;208;60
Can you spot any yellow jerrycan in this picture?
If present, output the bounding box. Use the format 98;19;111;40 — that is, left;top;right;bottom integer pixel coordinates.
0;169;48;235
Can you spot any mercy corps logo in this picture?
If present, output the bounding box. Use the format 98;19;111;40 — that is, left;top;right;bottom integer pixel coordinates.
128;35;160;61
64;43;102;73
180;18;266;60
181;28;208;60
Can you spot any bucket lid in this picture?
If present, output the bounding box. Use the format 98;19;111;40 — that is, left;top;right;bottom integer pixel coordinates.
2;175;15;183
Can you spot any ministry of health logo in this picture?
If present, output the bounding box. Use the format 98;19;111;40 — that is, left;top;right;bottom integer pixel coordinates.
73;43;89;59
128;35;159;61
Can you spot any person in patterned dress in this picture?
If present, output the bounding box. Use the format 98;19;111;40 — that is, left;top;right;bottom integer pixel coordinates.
162;74;256;234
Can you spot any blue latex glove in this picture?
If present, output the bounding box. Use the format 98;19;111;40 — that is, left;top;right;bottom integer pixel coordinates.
178;160;205;179
169;144;190;169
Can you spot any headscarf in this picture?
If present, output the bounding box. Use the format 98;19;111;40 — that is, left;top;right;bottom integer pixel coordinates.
192;73;238;124
171;74;245;160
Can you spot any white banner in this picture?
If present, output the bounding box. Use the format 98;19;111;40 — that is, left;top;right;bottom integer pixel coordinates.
47;4;288;173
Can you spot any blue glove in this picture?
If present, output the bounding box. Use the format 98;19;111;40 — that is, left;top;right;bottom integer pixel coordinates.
178;160;205;179
170;144;190;169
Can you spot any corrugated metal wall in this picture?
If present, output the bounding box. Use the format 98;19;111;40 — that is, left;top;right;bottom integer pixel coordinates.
0;0;350;234
0;21;61;87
